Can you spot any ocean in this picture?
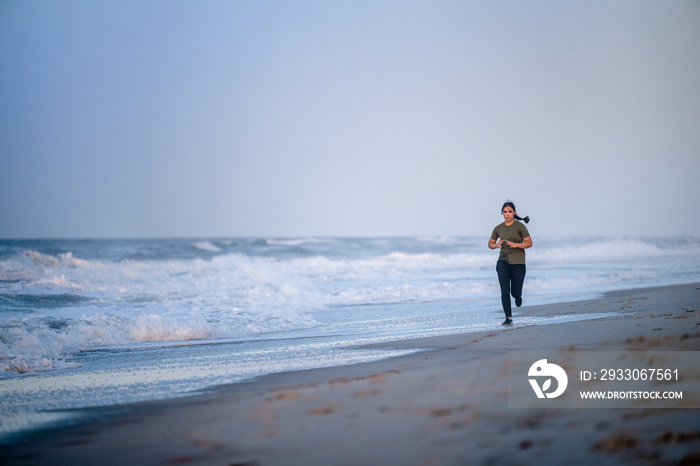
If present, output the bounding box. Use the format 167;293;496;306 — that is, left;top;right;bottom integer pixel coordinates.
1;236;699;440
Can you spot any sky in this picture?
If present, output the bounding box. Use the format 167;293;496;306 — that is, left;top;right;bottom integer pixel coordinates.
1;0;699;239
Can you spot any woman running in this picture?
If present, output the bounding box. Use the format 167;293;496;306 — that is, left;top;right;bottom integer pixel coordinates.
488;201;532;326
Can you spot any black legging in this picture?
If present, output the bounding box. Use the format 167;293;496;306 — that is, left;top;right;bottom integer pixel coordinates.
496;260;526;318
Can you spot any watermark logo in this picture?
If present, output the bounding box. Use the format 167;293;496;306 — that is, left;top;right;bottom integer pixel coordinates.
509;351;695;408
528;359;568;399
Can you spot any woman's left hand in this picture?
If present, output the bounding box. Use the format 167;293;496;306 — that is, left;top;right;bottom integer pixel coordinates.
508;237;533;249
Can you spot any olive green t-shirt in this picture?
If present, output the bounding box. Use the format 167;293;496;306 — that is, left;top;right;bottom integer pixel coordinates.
491;221;531;264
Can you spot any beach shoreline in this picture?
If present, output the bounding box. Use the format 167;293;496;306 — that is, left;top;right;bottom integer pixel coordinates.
2;283;699;465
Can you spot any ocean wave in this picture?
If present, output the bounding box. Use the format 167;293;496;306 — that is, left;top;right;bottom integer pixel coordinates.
25;251;60;268
27;251;96;268
265;238;325;247
529;239;675;263
326;281;493;305
526;270;660;292
0;250;103;282
0;308;321;375
192;241;222;252
278;252;493;280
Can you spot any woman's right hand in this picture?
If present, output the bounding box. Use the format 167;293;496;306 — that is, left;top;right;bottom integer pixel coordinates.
488;238;505;250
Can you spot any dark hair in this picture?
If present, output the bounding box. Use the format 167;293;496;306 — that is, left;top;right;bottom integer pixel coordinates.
501;201;530;224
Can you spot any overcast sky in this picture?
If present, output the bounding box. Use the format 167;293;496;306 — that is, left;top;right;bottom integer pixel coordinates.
1;0;699;238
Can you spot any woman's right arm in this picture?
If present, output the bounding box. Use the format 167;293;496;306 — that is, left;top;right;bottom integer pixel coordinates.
488;238;500;249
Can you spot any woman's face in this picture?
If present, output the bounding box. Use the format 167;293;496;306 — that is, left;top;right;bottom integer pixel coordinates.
502;206;515;223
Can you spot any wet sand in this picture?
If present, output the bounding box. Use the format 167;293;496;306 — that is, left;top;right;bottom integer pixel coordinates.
2;283;699;465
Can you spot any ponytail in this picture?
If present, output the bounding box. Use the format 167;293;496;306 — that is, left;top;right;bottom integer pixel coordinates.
501;201;530;224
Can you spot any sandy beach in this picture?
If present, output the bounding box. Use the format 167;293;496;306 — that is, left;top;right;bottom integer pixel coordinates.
2;283;699;466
